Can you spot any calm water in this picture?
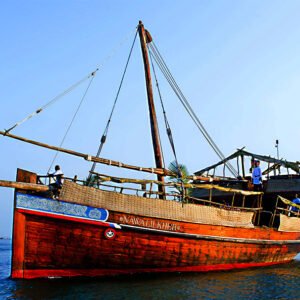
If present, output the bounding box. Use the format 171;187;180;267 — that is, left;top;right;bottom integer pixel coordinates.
1;240;300;300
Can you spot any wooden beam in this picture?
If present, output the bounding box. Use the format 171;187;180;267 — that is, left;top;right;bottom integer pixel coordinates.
241;155;245;178
138;21;165;198
90;171;262;196
0;130;172;176
0;180;49;192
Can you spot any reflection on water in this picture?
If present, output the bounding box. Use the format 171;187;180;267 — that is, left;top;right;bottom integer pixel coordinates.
1;240;300;300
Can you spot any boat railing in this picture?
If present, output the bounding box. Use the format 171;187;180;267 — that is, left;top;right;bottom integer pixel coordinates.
186;195;262;212
37;175;181;200
37;173;264;215
269;195;300;227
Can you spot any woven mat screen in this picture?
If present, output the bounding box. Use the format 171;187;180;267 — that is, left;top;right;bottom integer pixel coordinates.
279;214;300;232
60;181;254;228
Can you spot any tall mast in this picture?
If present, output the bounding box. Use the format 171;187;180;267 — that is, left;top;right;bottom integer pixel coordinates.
138;21;165;198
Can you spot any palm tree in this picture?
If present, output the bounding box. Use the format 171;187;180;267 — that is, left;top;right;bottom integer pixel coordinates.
168;161;190;201
84;174;99;187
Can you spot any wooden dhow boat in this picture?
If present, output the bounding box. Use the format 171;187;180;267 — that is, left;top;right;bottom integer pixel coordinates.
1;21;300;279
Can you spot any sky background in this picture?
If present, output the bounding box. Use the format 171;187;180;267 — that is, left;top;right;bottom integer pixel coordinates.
1;0;300;237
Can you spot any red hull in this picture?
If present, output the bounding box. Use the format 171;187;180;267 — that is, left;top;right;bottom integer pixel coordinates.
11;208;300;279
20;261;290;279
11;170;300;279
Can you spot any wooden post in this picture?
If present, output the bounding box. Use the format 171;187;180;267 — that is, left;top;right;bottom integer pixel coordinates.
241;155;245;178
257;195;262;225
231;193;236;206
138;21;165;198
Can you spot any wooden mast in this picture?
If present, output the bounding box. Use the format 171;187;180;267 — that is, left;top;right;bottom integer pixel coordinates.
138;21;165;198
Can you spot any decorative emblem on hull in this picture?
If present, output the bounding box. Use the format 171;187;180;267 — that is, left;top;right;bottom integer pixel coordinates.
105;228;116;239
16;193;109;222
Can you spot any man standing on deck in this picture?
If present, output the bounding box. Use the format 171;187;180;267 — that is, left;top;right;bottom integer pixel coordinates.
48;165;64;198
252;160;262;191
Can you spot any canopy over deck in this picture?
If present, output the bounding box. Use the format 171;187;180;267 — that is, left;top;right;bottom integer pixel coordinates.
195;149;300;176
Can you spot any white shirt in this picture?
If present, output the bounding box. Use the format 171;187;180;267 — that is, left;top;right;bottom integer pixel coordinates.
53;169;64;184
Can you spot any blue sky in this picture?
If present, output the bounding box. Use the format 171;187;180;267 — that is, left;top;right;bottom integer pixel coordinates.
1;0;300;237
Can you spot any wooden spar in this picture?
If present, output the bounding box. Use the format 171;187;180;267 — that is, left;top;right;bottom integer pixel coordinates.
0;130;172;176
241;155;245;178
262;163;281;176
138;21;165;198
91;171;232;183
0;130;229;183
90;171;262;196
0;180;49;192
196;148;300;175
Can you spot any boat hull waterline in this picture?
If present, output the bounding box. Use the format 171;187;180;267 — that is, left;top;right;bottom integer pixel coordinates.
11;193;300;279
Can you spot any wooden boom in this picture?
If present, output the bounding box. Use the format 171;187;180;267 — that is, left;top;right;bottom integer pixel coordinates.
0;131;230;183
0;180;49;192
0;130;172;176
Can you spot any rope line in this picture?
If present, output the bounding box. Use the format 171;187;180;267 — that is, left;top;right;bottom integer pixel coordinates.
149;42;238;178
89;28;139;174
149;46;186;200
95;28;138;73
148;47;180;177
4;70;97;135
3;28;137;136
48;74;96;172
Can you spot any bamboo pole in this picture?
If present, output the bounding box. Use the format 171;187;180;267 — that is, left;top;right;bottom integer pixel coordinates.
0;180;49;192
0;130;171;176
0;130;232;183
90;171;263;196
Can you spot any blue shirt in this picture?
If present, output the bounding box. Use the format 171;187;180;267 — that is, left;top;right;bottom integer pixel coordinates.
291;198;300;212
252;166;262;185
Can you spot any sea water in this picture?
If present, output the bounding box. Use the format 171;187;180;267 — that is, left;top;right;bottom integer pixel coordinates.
1;239;300;300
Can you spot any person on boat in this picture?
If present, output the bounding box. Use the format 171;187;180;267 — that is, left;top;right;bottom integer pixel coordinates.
289;194;300;215
48;165;64;197
249;158;255;173
252;160;262;191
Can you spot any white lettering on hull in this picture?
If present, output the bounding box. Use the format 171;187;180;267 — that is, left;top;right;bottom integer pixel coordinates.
119;215;181;231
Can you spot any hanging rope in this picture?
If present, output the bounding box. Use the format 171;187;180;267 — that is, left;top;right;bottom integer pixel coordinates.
48;73;96;172
3;27;137;136
3;70;98;135
89;28;139;174
148;48;180;178
148;41;238;178
149;46;186;201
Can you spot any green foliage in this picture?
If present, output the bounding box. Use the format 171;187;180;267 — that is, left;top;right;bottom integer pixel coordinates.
168;161;191;200
168;161;189;182
84;174;99;187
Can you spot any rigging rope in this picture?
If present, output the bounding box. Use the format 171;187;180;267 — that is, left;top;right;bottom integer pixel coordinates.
3;28;137;136
148;47;180;178
148;42;238;178
4;70;98;135
149;45;186;200
89;28;139;174
48;73;96;173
